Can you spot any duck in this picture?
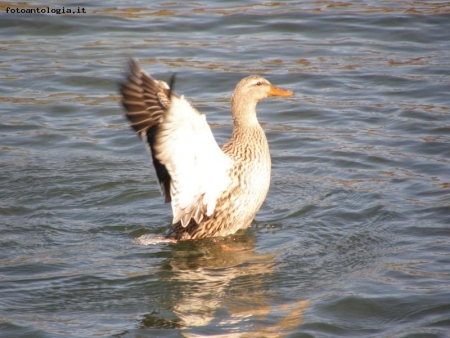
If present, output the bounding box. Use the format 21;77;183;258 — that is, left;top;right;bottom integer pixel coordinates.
120;59;293;240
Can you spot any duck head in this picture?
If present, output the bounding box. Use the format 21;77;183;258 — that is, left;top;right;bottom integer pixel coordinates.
231;75;293;125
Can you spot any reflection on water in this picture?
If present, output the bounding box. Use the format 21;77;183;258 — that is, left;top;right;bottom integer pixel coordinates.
135;233;310;337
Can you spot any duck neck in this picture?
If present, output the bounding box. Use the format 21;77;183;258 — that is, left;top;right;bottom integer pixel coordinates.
231;94;260;127
230;100;268;151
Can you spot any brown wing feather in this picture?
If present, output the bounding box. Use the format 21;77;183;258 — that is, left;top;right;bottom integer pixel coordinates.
120;59;175;203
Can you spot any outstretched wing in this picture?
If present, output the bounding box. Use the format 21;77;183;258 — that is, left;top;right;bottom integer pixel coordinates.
120;60;173;202
120;60;232;227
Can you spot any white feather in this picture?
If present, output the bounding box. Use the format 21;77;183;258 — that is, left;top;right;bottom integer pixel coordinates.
154;95;232;226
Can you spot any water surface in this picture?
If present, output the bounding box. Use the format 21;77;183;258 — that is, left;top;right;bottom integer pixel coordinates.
1;1;449;337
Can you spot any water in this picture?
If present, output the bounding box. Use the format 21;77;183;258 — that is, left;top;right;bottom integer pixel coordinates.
1;1;449;337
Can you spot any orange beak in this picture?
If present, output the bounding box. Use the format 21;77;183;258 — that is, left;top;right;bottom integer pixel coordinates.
268;84;294;97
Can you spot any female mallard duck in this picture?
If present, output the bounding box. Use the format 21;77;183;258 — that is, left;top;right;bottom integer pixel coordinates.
120;60;293;240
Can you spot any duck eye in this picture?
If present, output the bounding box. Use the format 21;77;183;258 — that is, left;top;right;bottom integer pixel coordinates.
256;81;263;86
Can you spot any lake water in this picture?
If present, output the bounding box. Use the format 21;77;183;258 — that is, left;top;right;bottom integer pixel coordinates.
1;1;449;337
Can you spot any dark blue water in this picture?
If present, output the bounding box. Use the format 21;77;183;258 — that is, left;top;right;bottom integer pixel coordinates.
1;1;449;337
